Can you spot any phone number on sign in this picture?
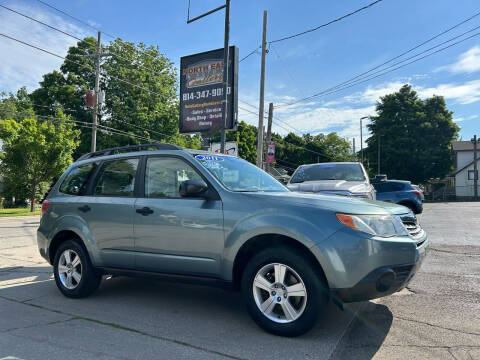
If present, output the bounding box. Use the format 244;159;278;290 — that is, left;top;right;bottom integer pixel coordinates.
182;87;231;101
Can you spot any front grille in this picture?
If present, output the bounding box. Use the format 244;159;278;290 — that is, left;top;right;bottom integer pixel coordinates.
400;214;425;240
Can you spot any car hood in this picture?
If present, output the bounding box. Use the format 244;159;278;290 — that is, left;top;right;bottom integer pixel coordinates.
287;180;369;194
249;191;409;216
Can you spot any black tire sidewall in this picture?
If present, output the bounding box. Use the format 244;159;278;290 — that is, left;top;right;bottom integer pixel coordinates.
53;239;100;298
241;247;328;337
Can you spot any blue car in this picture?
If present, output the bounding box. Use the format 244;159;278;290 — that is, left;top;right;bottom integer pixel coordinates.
373;180;423;214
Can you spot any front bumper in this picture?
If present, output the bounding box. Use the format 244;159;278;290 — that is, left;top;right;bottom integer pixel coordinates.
330;239;427;303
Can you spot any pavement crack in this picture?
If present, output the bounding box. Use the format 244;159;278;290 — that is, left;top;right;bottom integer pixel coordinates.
0;294;245;360
394;315;480;337
2;317;76;333
429;248;480;256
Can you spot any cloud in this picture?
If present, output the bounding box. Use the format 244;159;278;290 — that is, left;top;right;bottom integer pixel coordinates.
436;46;480;74
0;1;90;94
339;79;480;105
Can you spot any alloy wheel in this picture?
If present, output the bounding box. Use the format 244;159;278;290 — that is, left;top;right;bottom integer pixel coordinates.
252;263;307;323
58;249;82;290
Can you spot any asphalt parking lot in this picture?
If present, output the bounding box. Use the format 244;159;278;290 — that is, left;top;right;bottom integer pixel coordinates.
0;202;479;360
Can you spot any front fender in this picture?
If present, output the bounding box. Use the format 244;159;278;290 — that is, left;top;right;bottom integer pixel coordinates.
220;210;340;281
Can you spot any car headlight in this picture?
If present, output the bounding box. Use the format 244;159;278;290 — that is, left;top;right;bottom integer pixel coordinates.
336;213;408;237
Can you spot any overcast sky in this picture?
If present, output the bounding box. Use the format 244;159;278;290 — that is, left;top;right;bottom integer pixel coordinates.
1;0;479;148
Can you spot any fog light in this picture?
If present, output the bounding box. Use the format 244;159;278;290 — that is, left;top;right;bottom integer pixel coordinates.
376;270;395;292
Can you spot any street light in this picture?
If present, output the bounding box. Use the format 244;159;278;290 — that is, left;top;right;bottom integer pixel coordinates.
360;116;370;165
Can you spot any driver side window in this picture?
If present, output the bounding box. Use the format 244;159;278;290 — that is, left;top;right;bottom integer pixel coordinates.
145;157;202;198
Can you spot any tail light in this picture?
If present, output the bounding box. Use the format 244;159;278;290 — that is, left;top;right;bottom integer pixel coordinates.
411;190;421;198
41;200;51;216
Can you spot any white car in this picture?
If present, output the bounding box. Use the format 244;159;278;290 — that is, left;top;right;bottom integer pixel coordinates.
287;162;376;200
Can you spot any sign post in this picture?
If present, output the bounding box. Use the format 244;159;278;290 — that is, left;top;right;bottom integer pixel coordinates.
179;47;238;136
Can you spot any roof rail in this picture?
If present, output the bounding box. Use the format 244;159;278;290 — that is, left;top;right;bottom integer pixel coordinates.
76;143;182;161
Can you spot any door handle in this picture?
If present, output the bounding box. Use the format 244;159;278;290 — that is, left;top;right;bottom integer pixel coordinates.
136;207;154;216
78;205;91;213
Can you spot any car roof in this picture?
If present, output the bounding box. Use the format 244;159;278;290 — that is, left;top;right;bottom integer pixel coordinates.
300;162;362;167
73;147;234;167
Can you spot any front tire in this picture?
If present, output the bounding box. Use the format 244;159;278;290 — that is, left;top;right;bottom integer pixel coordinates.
241;247;328;337
53;239;101;298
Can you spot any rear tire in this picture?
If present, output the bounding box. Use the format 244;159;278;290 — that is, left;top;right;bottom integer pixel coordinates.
241;247;328;337
53;239;101;298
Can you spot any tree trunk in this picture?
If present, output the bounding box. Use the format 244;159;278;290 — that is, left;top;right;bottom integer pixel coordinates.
30;181;36;212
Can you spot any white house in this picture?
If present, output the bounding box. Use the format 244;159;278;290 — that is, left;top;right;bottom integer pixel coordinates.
451;141;479;198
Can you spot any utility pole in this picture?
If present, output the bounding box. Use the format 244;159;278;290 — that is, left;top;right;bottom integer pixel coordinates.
353;138;356;160
220;0;230;154
360;116;369;165
256;10;267;168
377;134;381;175
472;135;478;200
91;31;102;152
265;102;273;172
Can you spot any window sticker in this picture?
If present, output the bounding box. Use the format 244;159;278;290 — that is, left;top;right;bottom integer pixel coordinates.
202;161;223;169
195;155;224;161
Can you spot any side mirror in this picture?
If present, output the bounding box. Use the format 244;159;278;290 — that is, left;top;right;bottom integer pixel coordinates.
179;179;208;198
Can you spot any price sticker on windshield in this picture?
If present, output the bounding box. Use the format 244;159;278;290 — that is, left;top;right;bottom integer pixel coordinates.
195;155;224;161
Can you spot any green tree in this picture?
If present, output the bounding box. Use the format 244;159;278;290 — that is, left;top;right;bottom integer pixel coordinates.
365;84;459;183
30;37;199;158
212;121;258;163
0;113;80;211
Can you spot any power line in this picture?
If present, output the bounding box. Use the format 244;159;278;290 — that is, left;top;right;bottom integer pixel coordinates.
279;30;480;106
239;46;261;62
239;100;304;134
0;4;84;41
25;102;178;140
35;0;114;38
1;4;169;78
276;10;480;107
269;0;384;44
0;33;94;70
34;0;164;66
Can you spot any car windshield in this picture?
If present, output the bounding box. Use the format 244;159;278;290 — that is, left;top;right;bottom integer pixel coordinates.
290;163;365;183
194;154;288;192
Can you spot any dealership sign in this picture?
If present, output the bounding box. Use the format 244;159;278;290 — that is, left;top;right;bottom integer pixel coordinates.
179;46;238;133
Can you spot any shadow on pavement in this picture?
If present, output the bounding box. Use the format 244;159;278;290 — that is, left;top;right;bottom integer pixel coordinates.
331;301;393;359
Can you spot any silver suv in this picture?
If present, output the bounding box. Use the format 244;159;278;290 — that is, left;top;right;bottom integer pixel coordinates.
38;144;428;337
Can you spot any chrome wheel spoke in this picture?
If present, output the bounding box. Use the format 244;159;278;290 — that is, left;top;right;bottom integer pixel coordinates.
58;264;68;274
274;264;287;284
254;274;273;292
260;297;276;315
71;255;81;268
281;301;298;321
66;273;73;288
63;250;71;264
72;270;81;284
287;282;307;297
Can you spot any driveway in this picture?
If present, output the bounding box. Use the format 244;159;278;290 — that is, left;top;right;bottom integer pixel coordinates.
0;202;479;359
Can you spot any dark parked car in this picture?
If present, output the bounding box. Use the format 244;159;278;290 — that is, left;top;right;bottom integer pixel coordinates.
373;180;423;214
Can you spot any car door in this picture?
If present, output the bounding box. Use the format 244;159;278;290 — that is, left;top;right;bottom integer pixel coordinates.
134;155;224;277
79;157;140;269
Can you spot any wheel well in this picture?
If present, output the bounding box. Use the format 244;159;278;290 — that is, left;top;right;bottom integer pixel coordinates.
232;234;327;290
49;230;83;264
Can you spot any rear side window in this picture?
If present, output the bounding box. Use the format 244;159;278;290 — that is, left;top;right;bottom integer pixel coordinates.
145;157;202;198
59;162;98;195
374;182;404;193
94;158;139;197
